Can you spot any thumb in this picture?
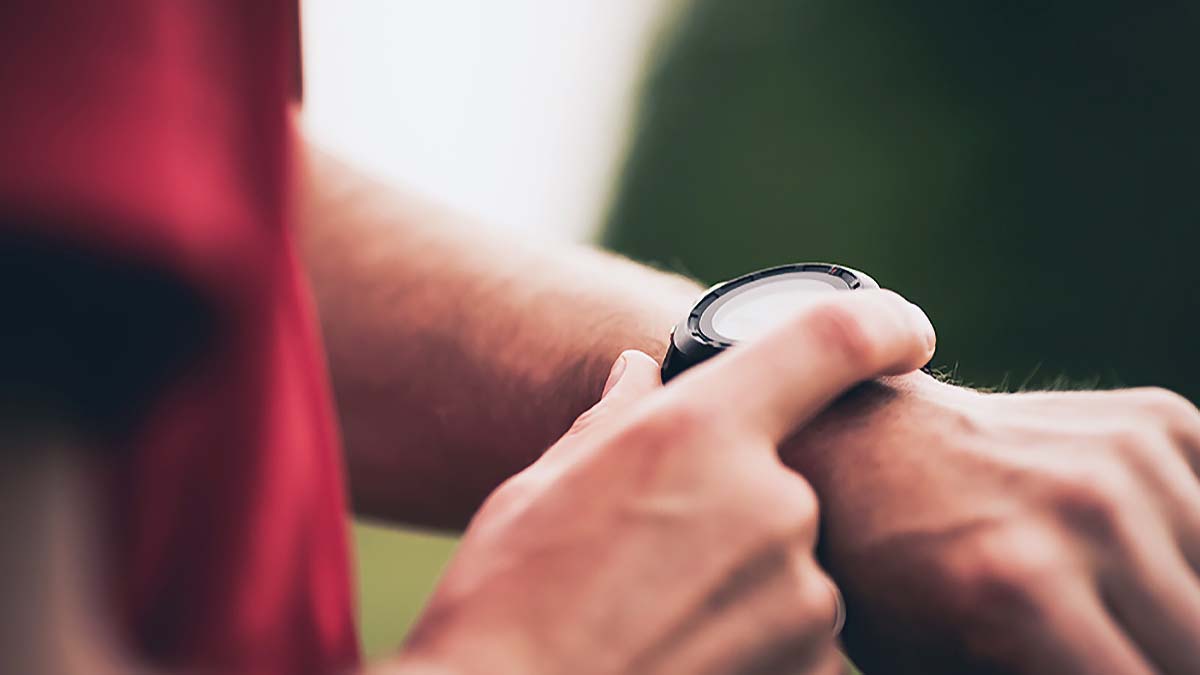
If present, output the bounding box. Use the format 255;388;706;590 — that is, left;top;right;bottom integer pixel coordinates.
519;351;663;475
596;349;662;411
537;351;663;465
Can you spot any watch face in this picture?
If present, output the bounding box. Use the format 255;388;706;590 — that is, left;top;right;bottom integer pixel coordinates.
708;276;845;342
664;262;910;383
694;264;875;345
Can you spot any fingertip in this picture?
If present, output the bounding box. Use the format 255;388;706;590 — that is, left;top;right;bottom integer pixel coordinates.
600;349;662;400
878;297;931;374
908;302;936;355
601;352;629;399
874;293;936;375
620;349;661;373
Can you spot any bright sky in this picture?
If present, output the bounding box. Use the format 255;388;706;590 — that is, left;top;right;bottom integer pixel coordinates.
301;1;675;241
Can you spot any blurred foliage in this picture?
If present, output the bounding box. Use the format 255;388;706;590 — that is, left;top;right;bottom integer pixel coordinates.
604;0;1200;399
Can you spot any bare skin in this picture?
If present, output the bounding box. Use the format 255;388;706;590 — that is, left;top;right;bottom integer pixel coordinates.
300;139;1200;673
385;290;935;675
787;381;1200;674
297;141;698;529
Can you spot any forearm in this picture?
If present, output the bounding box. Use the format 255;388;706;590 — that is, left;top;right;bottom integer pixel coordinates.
297;140;700;529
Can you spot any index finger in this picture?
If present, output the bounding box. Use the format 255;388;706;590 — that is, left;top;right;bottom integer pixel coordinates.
661;289;935;444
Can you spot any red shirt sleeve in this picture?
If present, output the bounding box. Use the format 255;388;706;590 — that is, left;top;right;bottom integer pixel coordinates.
0;3;359;673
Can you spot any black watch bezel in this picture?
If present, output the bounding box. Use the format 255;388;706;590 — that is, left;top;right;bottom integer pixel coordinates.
661;262;883;382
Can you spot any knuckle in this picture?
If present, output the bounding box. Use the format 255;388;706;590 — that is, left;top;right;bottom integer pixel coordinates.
793;573;839;631
1099;421;1189;479
744;585;838;671
482;470;539;513
604;400;714;459
1048;461;1128;540
940;529;1057;624
747;472;820;539
629;401;710;444
1129;387;1200;429
764;499;819;548
801;301;880;368
741;498;821;563
1104;426;1163;458
742;545;836;637
778;476;820;525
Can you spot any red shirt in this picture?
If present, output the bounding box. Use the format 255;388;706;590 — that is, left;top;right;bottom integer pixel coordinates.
1;3;359;673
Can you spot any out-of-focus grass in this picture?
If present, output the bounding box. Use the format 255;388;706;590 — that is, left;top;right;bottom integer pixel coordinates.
353;521;458;658
353;521;863;671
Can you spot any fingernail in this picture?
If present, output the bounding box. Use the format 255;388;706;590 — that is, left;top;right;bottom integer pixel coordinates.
602;353;628;398
909;302;936;352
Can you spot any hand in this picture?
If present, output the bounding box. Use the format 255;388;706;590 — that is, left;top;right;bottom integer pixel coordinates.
392;291;936;675
787;376;1200;674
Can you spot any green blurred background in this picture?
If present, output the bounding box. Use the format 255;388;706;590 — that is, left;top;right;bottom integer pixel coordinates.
353;0;1199;657
352;522;456;657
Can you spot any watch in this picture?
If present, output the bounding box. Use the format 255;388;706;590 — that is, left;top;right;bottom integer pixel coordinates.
661;262;928;382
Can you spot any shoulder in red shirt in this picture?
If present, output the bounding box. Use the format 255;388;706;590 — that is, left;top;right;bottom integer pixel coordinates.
0;3;359;672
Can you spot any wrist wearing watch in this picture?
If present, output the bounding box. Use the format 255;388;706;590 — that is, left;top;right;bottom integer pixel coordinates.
661;262;932;382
